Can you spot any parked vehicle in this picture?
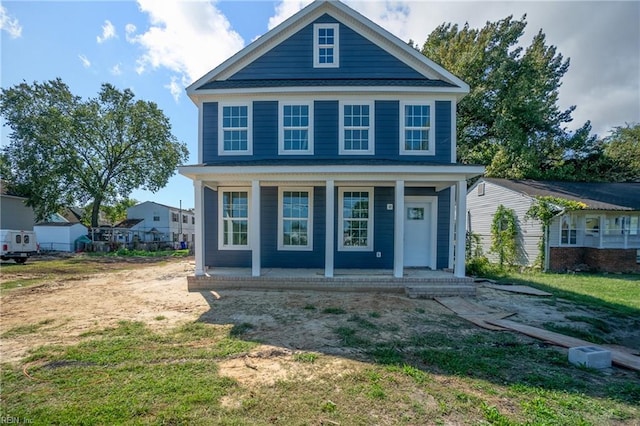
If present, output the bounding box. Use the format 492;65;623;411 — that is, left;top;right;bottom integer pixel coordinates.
0;230;38;264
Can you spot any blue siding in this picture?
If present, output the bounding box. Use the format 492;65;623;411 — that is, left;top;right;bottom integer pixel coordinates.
254;101;278;158
314;101;339;158
261;186;326;268
202;102;217;163
230;15;423;80
405;187;451;269
375;101;399;158
435;101;452;163
334;187;394;269
203;187;252;267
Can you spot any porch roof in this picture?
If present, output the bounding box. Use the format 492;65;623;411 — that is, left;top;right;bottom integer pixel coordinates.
179;163;484;190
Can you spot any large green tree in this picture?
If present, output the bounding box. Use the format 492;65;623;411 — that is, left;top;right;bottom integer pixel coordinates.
422;16;597;179
602;124;640;182
1;79;188;227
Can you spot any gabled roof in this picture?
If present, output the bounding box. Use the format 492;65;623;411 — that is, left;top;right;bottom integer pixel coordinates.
187;0;468;100
114;218;144;229
35;221;87;228
481;178;640;211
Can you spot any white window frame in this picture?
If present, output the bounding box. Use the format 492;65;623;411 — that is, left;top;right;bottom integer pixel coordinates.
338;187;374;252
399;101;435;156
218;103;253;156
560;214;577;246
585;215;600;236
629;215;639;236
218;188;252;250
278;187;314;251
313;23;339;68
278;102;314;155
339;101;375;155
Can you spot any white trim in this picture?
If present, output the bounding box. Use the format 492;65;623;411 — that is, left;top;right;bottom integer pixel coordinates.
251;180;261;276
404;195;438;270
449;186;455;269
197;100;204;164
450;101;457;163
217;187;252;250
399;100;435;156
393;181;404;278
218;102;253;156
454;180;467;278
277;187;314;251
194;181;205;275
339;100;375;155
325;180;335;277
559;214;577;246
338;187;374;252
313;23;340;68
278;101;314;155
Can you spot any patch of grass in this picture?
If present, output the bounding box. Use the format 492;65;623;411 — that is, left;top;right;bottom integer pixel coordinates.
230;322;254;337
542;322;611;345
2;319;55;338
334;326;369;347
322;306;347;315
347;314;378;330
293;352;318;363
368;311;381;318
154;315;167;321
565;315;612;332
303;304;316;310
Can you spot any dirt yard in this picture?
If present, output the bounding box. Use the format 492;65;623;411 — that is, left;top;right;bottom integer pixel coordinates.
1;257;639;371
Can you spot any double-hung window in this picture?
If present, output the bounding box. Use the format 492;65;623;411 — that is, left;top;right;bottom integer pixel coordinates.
278;188;313;250
400;102;434;155
560;215;577;245
219;104;252;155
219;190;250;249
340;102;374;154
339;188;373;251
314;23;339;68
279;103;313;154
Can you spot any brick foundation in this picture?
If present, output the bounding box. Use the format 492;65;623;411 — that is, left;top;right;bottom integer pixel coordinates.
549;247;640;273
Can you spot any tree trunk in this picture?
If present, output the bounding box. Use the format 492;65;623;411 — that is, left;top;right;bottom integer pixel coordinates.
91;198;102;228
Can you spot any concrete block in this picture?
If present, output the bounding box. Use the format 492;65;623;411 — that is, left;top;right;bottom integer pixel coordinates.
568;346;611;369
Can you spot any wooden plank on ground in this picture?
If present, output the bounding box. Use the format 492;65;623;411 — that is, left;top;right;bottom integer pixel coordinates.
488;319;640;371
483;284;552;296
435;297;514;330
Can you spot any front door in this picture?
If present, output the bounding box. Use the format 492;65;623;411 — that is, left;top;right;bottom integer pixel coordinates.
403;197;435;268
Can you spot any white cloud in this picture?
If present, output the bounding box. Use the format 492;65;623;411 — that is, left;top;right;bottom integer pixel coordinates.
267;0;311;30
128;0;244;101
78;54;91;68
125;23;137;41
0;5;22;38
165;76;183;102
97;19;117;43
110;63;122;76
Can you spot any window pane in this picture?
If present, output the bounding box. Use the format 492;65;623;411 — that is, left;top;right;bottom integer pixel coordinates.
342;191;370;247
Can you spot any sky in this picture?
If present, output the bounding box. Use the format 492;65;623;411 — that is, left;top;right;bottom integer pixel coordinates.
1;0;639;209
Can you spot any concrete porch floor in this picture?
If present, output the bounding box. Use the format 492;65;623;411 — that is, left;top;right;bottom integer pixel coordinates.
187;268;476;298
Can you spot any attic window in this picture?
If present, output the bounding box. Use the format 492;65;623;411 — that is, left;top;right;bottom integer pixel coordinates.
314;23;339;68
477;183;485;196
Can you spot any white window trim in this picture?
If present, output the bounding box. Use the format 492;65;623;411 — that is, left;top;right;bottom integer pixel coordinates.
278;101;314;155
399;100;435;156
559;214;577;246
278;187;314;251
218;187;252;250
339;100;375;155
338;187;374;252
313;23;339;68
218;103;253;156
585;215;600;236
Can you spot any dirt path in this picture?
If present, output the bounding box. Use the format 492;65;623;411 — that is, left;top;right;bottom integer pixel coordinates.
2;259;638;365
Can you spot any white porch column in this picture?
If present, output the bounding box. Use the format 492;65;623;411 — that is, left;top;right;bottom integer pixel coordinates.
454;179;467;278
251;180;261;277
394;180;405;278
194;180;206;276
325;180;335;277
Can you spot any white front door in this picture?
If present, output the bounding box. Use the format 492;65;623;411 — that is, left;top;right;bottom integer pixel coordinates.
403;197;436;268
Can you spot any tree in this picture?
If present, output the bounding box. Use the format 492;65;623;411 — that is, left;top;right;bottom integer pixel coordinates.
601;124;640;182
422;16;596;180
0;79;188;227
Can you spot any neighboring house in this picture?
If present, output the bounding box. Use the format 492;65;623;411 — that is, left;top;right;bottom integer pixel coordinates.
121;201;195;244
34;222;88;252
467;178;640;273
0;181;36;231
179;0;483;279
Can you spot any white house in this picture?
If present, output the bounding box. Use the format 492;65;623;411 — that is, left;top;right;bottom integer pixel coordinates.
467;178;640;273
116;201;195;245
34;222;88;252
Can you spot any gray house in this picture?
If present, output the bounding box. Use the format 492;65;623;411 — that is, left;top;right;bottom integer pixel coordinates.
0;181;35;231
467;178;640;273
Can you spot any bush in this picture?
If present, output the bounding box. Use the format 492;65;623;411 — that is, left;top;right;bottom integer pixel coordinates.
466;256;500;277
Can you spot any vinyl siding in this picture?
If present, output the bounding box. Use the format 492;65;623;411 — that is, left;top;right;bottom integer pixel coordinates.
466;181;542;266
0;196;35;230
230;15;424;81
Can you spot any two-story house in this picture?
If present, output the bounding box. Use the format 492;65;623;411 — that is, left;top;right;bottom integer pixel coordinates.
179;1;483;288
115;201;195;246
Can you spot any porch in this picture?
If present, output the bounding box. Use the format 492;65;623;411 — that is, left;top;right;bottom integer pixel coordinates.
187;267;476;298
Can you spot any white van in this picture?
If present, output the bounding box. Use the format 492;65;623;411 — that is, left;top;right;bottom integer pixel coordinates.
0;230;38;264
